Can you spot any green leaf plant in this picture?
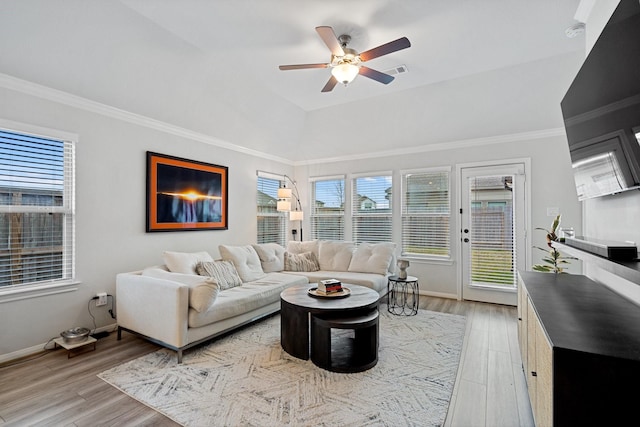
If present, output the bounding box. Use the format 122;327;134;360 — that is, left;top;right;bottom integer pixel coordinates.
532;214;576;274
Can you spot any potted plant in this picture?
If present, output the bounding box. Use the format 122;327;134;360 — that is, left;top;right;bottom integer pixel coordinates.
532;214;576;274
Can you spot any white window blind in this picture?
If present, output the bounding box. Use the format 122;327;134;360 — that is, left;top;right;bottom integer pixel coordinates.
0;129;75;288
352;174;392;244
257;175;287;246
311;177;345;241
469;175;515;286
401;170;450;259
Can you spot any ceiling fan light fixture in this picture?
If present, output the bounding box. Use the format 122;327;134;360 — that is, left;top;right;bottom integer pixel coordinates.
279;26;411;92
331;63;359;85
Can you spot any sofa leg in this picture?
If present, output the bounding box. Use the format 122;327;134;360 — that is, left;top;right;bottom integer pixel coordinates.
177;349;183;364
117;326;122;341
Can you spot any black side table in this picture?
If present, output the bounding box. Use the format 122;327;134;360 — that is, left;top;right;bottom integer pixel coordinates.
387;275;419;315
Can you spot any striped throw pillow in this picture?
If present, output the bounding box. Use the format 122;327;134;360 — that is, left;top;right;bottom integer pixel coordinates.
196;260;243;290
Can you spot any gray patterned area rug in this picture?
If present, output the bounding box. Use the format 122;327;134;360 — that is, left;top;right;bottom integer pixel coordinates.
98;309;466;427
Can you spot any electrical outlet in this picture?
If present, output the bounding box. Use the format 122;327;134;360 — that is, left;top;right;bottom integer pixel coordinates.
97;292;107;306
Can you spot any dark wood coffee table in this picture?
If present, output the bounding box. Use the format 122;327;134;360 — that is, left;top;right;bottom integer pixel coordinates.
280;284;380;370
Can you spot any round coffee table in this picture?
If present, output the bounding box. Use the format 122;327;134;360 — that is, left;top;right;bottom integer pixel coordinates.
280;284;380;371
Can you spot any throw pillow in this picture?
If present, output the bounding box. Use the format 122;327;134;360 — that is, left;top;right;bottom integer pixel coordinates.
218;244;266;282
318;241;355;271
141;267;219;313
251;243;285;273
348;242;397;275
189;281;220;313
286;240;320;257
163;251;214;275
195;260;243;290
284;251;320;272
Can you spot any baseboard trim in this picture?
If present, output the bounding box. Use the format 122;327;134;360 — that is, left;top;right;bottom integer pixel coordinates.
417;290;459;300
0;323;117;365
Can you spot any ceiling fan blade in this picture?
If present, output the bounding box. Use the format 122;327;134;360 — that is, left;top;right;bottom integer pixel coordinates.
316;26;345;57
279;63;329;70
359;66;395;84
321;76;338;93
359;37;411;62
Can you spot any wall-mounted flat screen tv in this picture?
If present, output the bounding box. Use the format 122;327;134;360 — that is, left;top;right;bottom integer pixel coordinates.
561;0;640;200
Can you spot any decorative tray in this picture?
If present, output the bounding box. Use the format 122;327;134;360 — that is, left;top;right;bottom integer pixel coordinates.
308;287;351;299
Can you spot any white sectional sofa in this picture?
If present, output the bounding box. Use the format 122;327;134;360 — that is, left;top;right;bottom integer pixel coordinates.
275;240;395;295
116;240;396;362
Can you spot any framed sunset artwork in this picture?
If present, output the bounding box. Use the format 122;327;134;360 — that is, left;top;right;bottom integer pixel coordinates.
146;151;228;231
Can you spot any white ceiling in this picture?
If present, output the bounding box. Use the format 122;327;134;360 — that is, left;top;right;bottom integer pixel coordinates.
0;0;585;161
120;0;584;111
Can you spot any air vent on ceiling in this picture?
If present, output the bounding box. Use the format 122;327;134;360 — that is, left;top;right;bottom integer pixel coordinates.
384;64;408;76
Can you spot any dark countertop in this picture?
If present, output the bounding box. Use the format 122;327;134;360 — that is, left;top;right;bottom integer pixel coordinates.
519;271;640;362
553;241;640;285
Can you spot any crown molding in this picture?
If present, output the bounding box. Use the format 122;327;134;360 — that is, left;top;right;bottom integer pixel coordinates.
294;128;567;166
0;73;294;165
0;72;565;168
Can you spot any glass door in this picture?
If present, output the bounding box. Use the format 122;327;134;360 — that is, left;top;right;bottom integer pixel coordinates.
460;163;526;305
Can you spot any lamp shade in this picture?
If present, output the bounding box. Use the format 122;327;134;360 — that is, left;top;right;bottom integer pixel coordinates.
289;210;304;221
331;63;359;85
277;187;292;199
277;200;291;212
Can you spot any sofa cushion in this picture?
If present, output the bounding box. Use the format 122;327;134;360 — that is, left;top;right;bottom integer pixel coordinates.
163;251;214;275
348;242;396;275
286;240;320;258
318;241;355;271
284;251;320;272
251;243;285;273
188;272;308;328
219;245;266;282
281;270;388;294
195;260;243;290
141;267;219;313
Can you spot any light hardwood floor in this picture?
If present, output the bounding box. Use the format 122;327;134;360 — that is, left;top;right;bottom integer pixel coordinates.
0;297;534;426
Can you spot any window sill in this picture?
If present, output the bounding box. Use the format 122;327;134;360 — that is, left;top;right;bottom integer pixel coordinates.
399;256;454;266
0;280;81;304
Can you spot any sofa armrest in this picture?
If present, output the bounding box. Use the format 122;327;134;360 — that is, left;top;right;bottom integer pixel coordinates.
116;272;189;348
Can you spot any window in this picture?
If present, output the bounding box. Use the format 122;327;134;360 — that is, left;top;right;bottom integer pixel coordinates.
311;177;345;241
401;169;450;259
352;174;392;244
469;175;514;285
257;174;287;246
0;129;75;289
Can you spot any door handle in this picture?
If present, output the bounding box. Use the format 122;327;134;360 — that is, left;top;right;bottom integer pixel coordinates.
463;229;469;233
463;238;469;243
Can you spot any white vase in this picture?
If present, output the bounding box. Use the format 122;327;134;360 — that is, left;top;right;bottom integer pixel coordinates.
397;259;410;279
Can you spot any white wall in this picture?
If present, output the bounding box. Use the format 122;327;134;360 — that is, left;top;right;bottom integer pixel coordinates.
295;131;582;298
0;28;588;358
298;53;584;161
0;86;293;357
0;78;585;358
293;41;585;298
